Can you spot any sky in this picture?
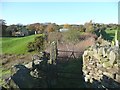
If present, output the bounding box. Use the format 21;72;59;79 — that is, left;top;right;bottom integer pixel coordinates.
1;1;119;25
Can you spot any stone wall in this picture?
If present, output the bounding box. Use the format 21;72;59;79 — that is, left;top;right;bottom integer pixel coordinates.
82;40;120;88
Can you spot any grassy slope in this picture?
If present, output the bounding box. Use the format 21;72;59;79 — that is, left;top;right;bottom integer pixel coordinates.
1;34;42;54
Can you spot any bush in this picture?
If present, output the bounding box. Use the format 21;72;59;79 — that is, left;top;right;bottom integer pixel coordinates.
27;35;45;52
27;42;35;52
84;20;94;33
34;36;45;51
63;30;81;43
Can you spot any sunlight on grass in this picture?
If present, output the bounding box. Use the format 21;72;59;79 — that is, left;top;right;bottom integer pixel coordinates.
1;34;42;54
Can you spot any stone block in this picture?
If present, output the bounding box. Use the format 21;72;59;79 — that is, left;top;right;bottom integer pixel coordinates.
89;78;93;83
93;53;101;61
83;50;89;56
102;47;107;57
98;70;103;74
102;61;113;68
98;47;103;56
100;58;109;63
97;63;103;68
103;72;113;79
83;70;89;75
84;76;89;82
109;51;116;65
116;74;120;83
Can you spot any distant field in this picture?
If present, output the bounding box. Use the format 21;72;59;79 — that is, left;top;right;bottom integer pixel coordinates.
1;34;42;54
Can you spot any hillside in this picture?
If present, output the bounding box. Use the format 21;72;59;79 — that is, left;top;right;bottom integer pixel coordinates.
1;34;42;54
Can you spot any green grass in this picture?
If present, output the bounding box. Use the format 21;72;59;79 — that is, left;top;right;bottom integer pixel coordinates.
1;34;42;54
101;29;116;41
95;28;116;42
105;29;116;40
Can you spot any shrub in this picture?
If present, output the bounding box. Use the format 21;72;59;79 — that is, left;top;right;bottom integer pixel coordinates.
84;20;94;33
63;29;81;43
27;35;45;52
27;42;35;52
34;36;45;52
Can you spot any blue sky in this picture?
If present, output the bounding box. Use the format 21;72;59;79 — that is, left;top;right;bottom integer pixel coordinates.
1;2;118;25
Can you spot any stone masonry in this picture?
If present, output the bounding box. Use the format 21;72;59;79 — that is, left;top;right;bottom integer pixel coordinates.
82;39;120;88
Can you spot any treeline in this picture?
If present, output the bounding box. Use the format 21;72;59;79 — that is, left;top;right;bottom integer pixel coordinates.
0;19;119;37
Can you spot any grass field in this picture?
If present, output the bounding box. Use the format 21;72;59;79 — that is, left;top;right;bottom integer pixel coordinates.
1;34;42;54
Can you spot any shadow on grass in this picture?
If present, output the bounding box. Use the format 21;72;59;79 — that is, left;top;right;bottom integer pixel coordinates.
54;56;86;88
95;30;115;41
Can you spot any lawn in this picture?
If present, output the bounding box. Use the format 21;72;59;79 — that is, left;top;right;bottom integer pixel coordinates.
1;34;42;54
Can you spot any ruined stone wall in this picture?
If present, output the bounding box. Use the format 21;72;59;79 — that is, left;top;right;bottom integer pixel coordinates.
82;40;120;88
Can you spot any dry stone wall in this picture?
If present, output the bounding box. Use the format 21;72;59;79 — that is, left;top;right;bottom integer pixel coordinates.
82;40;120;88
